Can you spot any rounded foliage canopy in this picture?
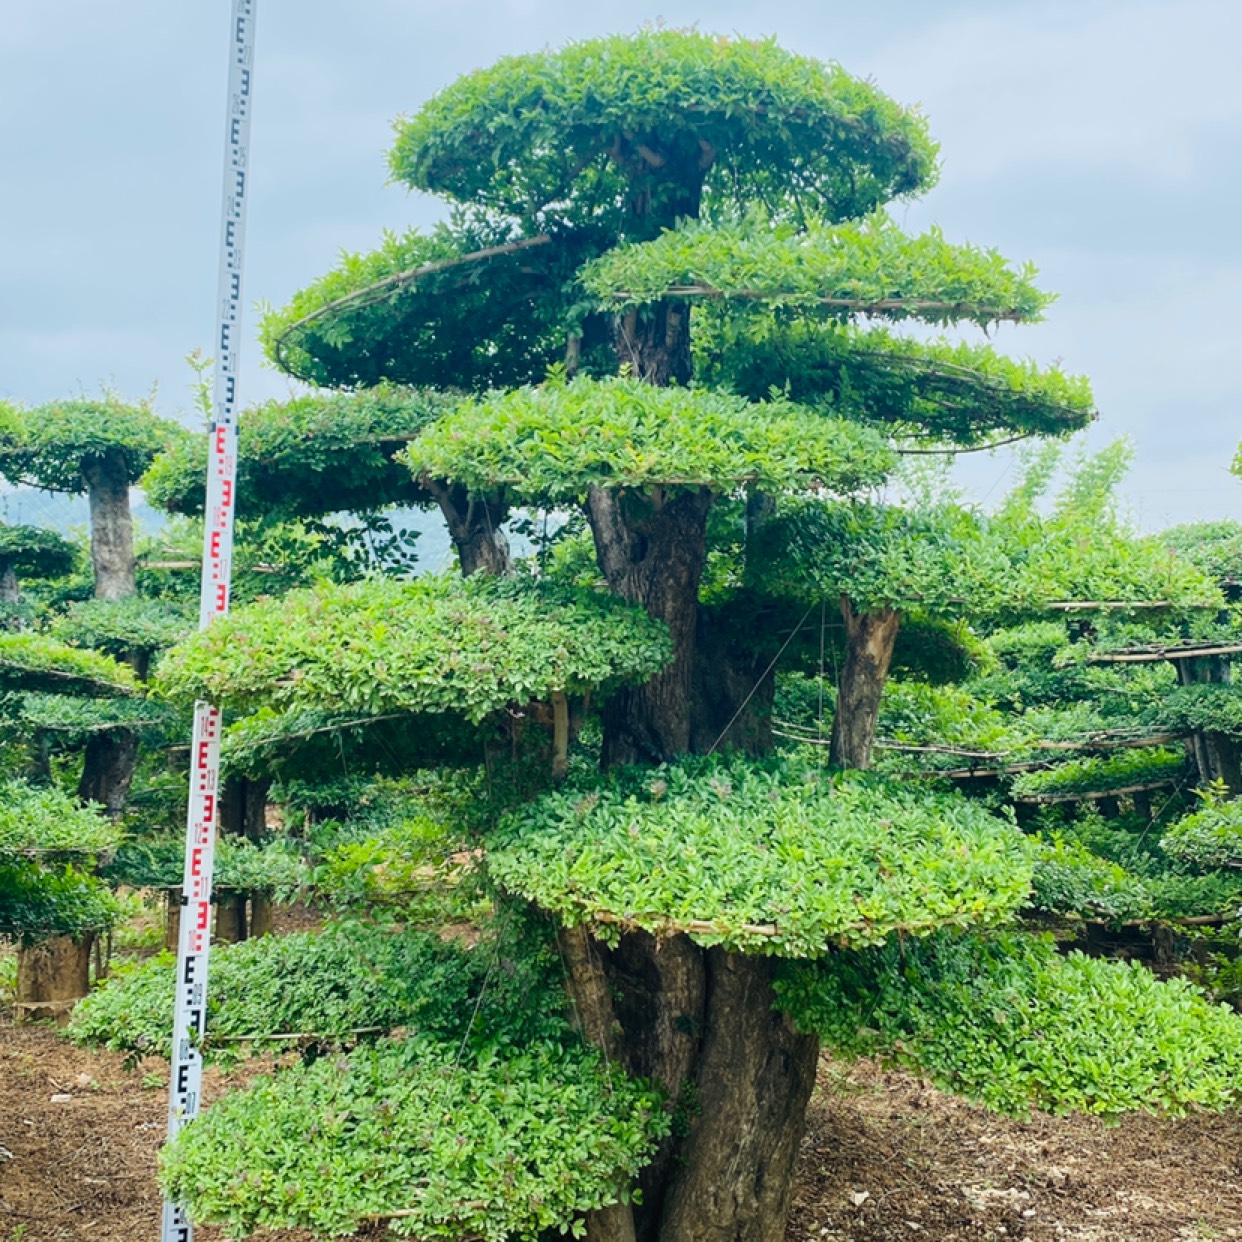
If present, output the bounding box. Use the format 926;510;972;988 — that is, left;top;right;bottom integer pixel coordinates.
391;31;938;231
260;222;588;392
749;500;1015;616
581;213;1052;328
0;397;189;493
406;376;893;502
156;573;674;720
697;321;1095;445
0;632;140;697
488;756;1032;956
0;524;77;579
0;780;119;858
143;386;452;519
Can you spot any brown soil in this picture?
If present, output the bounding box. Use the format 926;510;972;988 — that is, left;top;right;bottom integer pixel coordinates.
787;1059;1242;1241
2;1023;1239;1241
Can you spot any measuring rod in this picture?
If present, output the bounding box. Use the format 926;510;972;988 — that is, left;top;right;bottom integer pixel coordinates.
162;3;257;1237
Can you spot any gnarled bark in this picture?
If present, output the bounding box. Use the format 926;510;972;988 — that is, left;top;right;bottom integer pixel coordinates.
588;487;712;766
660;951;820;1242
689;612;775;756
829;598;900;770
427;479;511;577
82;450;136;600
607;932;707;1241
77;728;139;816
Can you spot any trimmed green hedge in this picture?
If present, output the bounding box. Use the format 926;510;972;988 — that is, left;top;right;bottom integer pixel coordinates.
778;931;1242;1116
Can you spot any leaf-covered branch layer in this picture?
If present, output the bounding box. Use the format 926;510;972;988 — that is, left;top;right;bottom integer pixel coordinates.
156;573;673;721
488;756;1032;956
407;376;894;502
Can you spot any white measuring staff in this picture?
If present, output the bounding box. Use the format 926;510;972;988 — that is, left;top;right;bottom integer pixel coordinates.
162;3;257;1238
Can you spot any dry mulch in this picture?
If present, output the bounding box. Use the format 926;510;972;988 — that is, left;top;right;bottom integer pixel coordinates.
788;1059;1242;1241
3;1021;1241;1241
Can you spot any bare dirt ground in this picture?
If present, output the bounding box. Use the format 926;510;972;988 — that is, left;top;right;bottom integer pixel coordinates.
3;1020;1241;1242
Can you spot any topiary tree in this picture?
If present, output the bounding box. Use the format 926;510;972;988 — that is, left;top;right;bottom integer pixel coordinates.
0;523;76;609
0;395;189;599
0;780;121;1020
163;31;1103;1242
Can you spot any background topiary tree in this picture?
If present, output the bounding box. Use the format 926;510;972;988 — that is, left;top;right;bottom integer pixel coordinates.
0;395;189;599
0;522;76;611
159;31;1105;1242
0;780;121;1020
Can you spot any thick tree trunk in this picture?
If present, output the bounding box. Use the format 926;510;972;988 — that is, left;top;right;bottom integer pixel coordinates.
214;895;247;944
689;612;775;756
615;303;692;386
660;951;820;1242
427;480;510;577
0;561;19;606
249;895;275;938
558;925;638;1242
214;774;272;943
1174;655;1242;794
164;892;181;952
83;451;136;600
588;487;712;765
607;932;707;1241
77;728;139;816
829;599;900;770
15;933;95;1024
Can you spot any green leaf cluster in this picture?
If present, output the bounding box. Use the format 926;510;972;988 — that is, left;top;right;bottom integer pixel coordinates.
160;1036;666;1241
777;930;1242;1117
143;386;453;519
70;920;566;1058
49;597;192;661
0;523;77;580
391;31;937;228
1159;521;1242;586
0;632;139;696
100;835;308;897
407;376;893;502
1010;748;1189;800
16;692;177;741
0;780;120;857
488;756;1033;955
750;500;1012;615
0;861;119;944
0;396;189;493
1028;835;1152;923
259;219;589;392
157;573;673;721
1162;800;1242;870
580;213;1052;327
696;320;1094;445
1146;683;1242;739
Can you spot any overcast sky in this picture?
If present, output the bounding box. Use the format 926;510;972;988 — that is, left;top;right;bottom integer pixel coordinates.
2;0;1239;529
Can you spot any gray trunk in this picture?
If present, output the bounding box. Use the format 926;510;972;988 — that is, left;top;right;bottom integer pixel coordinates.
0;561;19;606
77;728;139;817
83;450;136;600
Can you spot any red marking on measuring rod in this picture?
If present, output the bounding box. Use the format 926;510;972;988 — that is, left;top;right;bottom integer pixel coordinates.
162;2;257;1238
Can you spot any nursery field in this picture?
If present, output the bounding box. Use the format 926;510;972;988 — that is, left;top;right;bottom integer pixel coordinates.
4;1017;1241;1242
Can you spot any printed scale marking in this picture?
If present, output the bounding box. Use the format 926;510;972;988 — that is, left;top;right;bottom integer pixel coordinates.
162;3;257;1239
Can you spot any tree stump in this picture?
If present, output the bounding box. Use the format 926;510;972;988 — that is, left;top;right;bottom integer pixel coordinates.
15;933;94;1024
214;894;247;943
